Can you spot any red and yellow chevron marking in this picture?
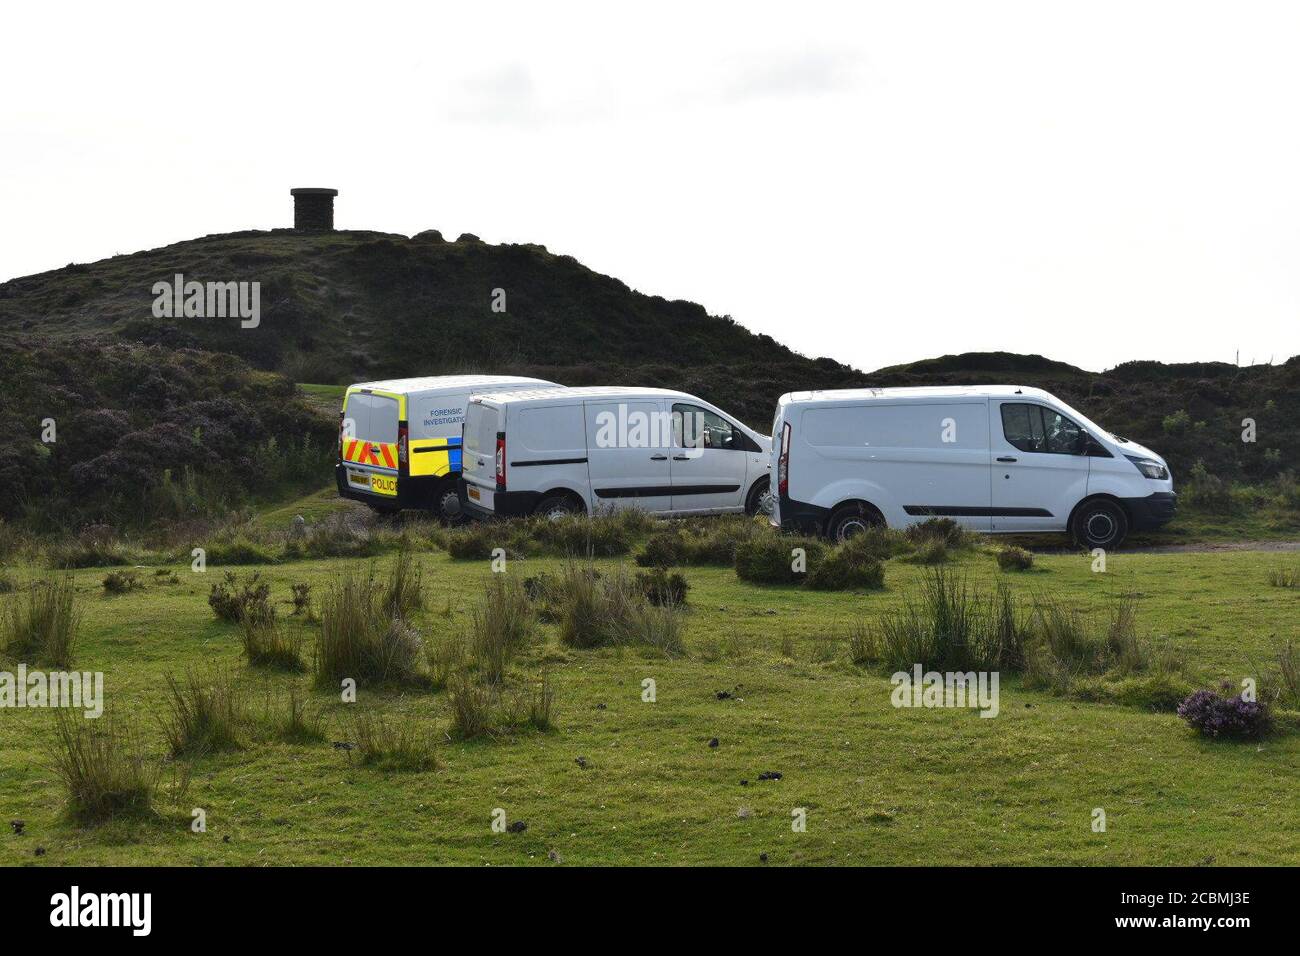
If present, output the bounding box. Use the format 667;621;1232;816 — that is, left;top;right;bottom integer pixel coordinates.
342;439;398;470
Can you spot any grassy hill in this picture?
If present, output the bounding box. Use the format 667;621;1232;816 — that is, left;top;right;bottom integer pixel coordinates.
1;230;1296;531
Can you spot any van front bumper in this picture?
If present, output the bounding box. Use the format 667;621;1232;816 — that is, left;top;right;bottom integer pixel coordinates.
1121;491;1177;530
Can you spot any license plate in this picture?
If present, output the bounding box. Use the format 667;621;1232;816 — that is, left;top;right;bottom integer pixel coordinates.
369;474;397;497
468;486;481;501
347;469;369;487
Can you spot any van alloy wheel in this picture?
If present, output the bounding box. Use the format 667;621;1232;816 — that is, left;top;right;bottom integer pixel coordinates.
1071;499;1128;549
827;503;882;541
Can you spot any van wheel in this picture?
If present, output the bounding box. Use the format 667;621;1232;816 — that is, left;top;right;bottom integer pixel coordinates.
745;478;774;517
534;494;584;520
827;503;883;542
1071;499;1128;550
434;482;466;525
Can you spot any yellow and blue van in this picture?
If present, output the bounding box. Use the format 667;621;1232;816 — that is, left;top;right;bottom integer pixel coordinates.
336;375;562;520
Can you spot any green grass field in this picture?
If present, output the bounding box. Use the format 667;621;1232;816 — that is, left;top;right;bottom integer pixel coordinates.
2;514;1298;868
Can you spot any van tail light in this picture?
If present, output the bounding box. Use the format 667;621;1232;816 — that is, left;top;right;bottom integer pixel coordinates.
777;421;791;496
338;412;345;459
495;433;507;490
397;422;409;474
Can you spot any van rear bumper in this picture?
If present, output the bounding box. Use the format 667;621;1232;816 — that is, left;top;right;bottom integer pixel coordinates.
457;479;542;519
775;494;829;535
335;463;445;510
1121;491;1178;530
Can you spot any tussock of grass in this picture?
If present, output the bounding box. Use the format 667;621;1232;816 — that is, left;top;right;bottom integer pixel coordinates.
635;516;763;568
469;575;534;683
49;712;161;823
270;685;325;743
1;574;80;666
448;675;496;739
548;564;685;652
382;549;424;619
160;667;248;757
315;567;425;686
351;712;437;771
239;615;305;670
101;569;143;594
1267;566;1299;588
425;632;467;690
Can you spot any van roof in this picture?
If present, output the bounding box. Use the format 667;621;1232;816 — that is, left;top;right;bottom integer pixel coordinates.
779;385;1055;405
471;385;693;405
346;374;560;395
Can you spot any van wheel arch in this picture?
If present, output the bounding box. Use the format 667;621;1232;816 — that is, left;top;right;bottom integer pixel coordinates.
826;500;885;541
1067;495;1131;549
534;489;587;518
744;477;773;517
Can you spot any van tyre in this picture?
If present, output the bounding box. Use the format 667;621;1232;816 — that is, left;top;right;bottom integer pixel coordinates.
1071;499;1128;550
534;494;584;520
434;481;466;525
745;478;773;517
826;502;882;542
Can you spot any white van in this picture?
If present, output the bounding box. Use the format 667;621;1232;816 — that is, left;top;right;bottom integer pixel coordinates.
771;385;1175;549
459;387;773;519
336;374;563;519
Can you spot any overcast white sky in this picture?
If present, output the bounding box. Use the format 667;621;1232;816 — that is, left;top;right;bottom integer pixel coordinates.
2;0;1296;371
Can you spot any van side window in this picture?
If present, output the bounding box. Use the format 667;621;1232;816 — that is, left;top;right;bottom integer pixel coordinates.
672;403;736;451
1000;403;1083;455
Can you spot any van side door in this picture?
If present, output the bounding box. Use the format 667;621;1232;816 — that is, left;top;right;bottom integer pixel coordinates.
990;401;1090;531
668;403;752;514
582;399;673;513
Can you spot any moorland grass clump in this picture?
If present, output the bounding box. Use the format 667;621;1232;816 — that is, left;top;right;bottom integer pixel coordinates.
1;574;80;666
351;712;437;771
469;574;534;683
49;711;162;823
734;534;826;585
315;565;424;685
160;667;249;757
208;571;273;624
548;564;685;653
996;545;1034;571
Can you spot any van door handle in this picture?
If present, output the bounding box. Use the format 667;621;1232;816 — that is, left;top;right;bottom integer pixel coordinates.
672;455;691;461
650;454;667;461
997;456;1017;463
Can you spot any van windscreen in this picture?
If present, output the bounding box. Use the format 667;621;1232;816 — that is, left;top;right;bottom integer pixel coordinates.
345;393;399;444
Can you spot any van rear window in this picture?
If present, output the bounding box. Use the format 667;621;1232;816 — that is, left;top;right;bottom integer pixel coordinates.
345;393;399;444
465;402;499;458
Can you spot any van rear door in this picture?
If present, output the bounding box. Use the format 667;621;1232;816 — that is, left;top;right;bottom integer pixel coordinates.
341;390;400;499
462;399;501;511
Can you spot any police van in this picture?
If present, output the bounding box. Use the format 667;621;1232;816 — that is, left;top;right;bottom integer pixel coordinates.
336;375;563;520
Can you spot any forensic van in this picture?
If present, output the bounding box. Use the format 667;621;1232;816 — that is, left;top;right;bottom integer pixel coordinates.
458;387;773;519
336;375;563;520
771;385;1175;549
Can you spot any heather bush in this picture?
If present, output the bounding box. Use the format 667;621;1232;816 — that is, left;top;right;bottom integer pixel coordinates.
734;535;825;585
996;545;1034;571
635;569;690;605
805;547;885;591
208;571;273;624
1177;688;1271;738
101;569;143;594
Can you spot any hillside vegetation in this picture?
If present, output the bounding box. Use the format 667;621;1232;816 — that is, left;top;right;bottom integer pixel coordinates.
0;230;1296;531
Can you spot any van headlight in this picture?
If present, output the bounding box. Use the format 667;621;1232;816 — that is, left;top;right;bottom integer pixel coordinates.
1125;454;1168;480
